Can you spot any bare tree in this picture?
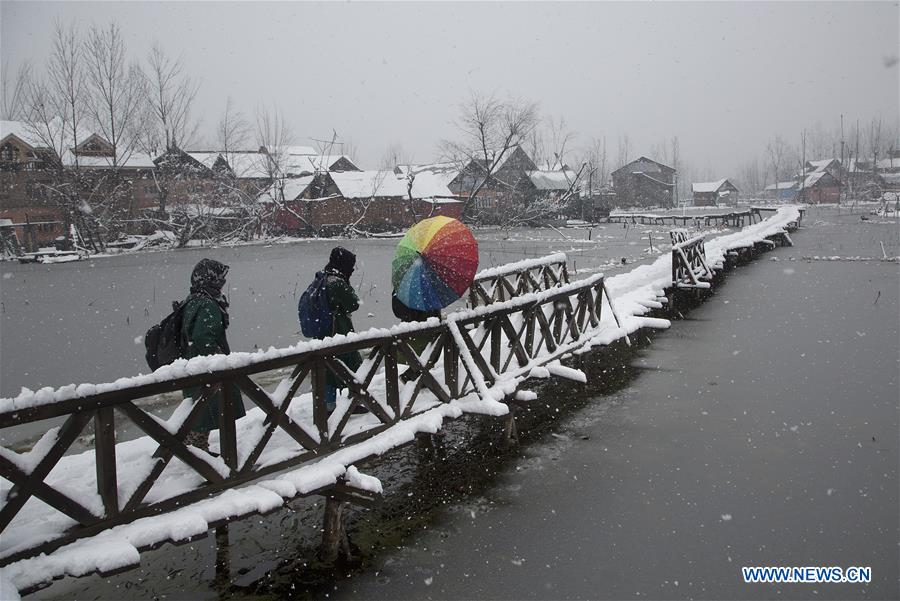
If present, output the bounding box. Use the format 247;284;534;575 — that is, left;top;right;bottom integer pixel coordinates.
83;21;146;168
216;96;251;166
144;42;200;154
1;60;31;120
441;92;539;220
20;21;111;251
867;117;884;170
766;135;793;189
615;134;630;171
346;149;394;236
255;103;294;183
737;158;763;197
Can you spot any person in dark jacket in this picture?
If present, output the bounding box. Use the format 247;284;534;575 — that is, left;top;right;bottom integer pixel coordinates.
182;258;246;450
392;293;440;382
321;247;363;411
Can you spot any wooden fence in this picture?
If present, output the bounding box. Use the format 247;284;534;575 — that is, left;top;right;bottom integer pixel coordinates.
0;268;619;568
670;230;714;289
468;253;568;307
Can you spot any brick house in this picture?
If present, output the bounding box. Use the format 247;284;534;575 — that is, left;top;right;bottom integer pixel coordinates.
1;120;156;249
261;169;459;235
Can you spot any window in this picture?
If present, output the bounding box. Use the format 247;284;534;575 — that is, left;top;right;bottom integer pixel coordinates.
1;143;19;162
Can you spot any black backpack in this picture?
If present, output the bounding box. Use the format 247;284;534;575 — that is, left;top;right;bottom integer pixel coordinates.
144;300;190;371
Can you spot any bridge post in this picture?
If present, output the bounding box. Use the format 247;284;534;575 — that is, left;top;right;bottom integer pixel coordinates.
320;496;350;563
220;381;238;471
443;335;459;398
503;407;519;447
94;406;119;516
214;524;231;591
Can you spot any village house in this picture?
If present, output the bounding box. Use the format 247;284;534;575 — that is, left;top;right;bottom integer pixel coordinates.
448;146;538;212
260;169;460;235
764;181;800;202
804;158;847;183
692;178;740;206
611;156;676;208
1;119;157;250
448;146;580;222
797;171;841;204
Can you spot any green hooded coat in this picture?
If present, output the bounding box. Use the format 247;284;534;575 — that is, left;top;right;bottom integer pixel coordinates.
181;294;247;433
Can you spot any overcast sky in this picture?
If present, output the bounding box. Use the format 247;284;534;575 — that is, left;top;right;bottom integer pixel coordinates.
2;1;898;177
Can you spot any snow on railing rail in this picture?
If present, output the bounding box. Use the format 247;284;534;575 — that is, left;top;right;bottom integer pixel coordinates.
473;252;567;281
469;253;568;307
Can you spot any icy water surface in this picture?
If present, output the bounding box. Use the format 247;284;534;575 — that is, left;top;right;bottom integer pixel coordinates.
25;208;899;600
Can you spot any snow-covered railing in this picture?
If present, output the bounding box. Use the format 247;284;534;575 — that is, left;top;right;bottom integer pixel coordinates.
468;252;568;307
671;233;714;289
0;268;627;582
608;208;764;228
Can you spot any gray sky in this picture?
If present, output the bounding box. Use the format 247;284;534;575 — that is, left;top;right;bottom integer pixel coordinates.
2;1;898;177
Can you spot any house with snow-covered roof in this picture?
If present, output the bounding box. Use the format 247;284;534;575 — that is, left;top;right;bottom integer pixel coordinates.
803;158;846;184
692;178;739;206
611;156;676;208
764;180;799;202
260;169;460;235
448;145;538;210
1;119;160;247
797;171;841;204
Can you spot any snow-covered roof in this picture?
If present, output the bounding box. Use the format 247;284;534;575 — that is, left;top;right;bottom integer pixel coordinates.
284;154;357;175
1;119;148;169
807;158;838;172
185;152;221;170
279;145;317;156
800;171;835;188
692;179;728;193
329;170;454;200
765;181;798;191
1;120;49;149
225;152;271;178
409;170;457;198
257;175;316;203
330;170;409;199
527;169;577;191
78;152;156;169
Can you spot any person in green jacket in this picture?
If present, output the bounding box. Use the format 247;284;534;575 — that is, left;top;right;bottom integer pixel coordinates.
181;258;246;451
321;247;363;411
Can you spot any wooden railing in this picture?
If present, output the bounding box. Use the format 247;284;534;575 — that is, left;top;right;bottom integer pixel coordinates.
608;209;763;227
468;253;569;307
0;269;618;567
670;230;713;289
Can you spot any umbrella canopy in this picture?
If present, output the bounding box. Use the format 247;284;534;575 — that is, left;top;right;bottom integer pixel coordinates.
392;216;479;312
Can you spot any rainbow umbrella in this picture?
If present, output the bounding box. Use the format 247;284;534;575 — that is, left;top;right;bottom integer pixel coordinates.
392;216;479;312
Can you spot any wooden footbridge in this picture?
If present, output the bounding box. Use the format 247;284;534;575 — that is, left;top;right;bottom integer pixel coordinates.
607;206;804;228
0;207;803;596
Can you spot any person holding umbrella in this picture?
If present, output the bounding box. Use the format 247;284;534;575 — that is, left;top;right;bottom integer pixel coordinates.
392;216;479;379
